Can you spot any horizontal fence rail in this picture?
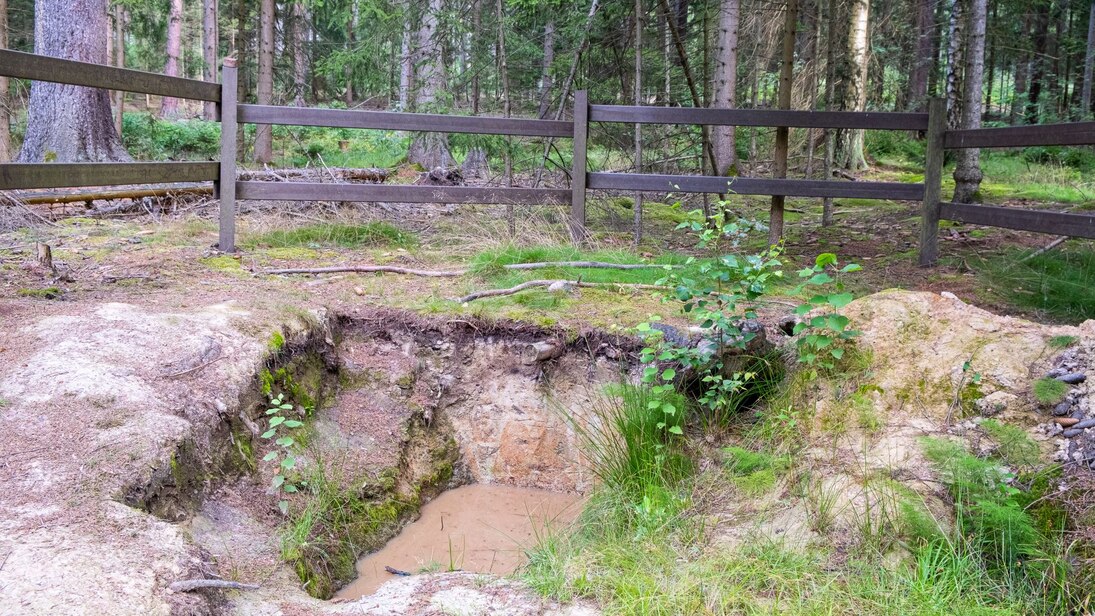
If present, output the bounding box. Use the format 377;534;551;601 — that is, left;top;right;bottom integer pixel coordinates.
944;121;1095;149
238;105;573;137
236;182;570;205
588;172;925;200
0;162;219;190
589;105;929;130
0;49;221;102
939;202;1095;239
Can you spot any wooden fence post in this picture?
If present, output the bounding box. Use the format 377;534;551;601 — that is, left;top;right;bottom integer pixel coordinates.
918;97;946;266
570;90;589;244
217;59;238;253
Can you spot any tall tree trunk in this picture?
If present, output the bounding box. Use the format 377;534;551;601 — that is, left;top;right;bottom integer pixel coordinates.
292;2;307;107
634;0;644;247
944;0;965;129
907;0;933;111
0;0;10;162
408;0;451;168
202;0;218;120
471;0;481;114
712;0;739;177
953;0;986;203
1027;3;1051;123
1012;53;1030;124
821;0;840;226
837;0;869;170
1083;1;1095;117
113;5;126;133
804;0;821;175
538;19;556;118
254;0;275;163
497;0;513;234
769;0;798;246
161;0;184;117
344;1;358;106
19;0;129;162
398;1;415;111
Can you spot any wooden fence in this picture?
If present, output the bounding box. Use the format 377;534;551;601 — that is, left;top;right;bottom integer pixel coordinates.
1;50;1094;263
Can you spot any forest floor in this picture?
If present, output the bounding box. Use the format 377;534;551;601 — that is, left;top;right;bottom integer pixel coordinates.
2;160;1094;615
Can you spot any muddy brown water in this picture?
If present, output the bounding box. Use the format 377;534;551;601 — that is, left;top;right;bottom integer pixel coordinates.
334;484;582;599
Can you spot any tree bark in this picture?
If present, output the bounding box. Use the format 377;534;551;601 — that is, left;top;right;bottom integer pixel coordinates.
408;0;452;169
944;0;965;129
769;0;798;246
291;2;307;107
712;0;739;177
254;0;275;163
837;0;869;170
161;0;184;117
633;0;644;247
19;0;130;162
113;5;126;133
821;0;839;226
907;0;933;111
202;0;218;120
398;0;415;111
0;0;10;162
1027;3;1051;123
538;19;556;119
345;1;358;106
953;0;986;203
1082;0;1095;118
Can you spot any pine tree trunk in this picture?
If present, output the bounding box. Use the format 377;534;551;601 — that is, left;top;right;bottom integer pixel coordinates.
254;0;274;163
292;2;307;107
769;0;798;246
19;0;130;162
1011;50;1030;124
944;0;965;130
345;1;358;106
471;0;481;114
1027;3;1051;123
633;0;644;247
161;0;184;117
202;0;218;120
953;0;986;203
408;0;451;168
113;5;126;133
1082;0;1095;118
907;0;933;111
712;0;739;177
0;0;10;163
837;0;869;170
537;20;556;119
398;0;415;111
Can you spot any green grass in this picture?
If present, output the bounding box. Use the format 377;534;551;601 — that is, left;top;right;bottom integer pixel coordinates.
468;245;701;287
1033;378;1069;405
975;245;1095;323
979;419;1041;468
1047;335;1078;349
244;222;416;250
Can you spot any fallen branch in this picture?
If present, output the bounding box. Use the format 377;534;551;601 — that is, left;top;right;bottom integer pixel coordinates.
18;186;212;206
168;579;260;593
266;261;671;278
266;265;466;277
1021;236;1067;262
457;279;668;304
504;261;669;271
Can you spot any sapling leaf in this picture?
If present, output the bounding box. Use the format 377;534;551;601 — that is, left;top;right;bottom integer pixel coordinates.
661;368;676;381
275;436;294;447
283;420;303;428
262;451;279;462
272;475;285;489
827;293;854;309
668;425;684;435
830;347;845;359
261;429;276;439
278;500;289;515
269;416;285;427
281;457;296;469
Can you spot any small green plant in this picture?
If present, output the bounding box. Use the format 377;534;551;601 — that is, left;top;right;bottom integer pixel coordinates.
637;208;784;428
261;393;305;514
980;419;1041;468
1048;335;1078;349
1033;377;1069;405
791;253;861;369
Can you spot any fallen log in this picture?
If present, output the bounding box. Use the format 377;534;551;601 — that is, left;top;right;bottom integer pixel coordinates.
239;167;389;182
20;186;213;206
168;579;260;593
457;279;669;304
504;261;669;271
523;339;565;364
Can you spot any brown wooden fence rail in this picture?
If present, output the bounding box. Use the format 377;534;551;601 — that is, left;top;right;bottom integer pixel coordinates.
2;50;1095;263
919;113;1095;266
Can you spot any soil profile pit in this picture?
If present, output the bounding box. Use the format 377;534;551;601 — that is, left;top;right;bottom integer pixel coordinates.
334;484;581;599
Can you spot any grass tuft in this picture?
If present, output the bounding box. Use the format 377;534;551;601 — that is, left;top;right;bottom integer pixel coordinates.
246;222;416;250
976;246;1095;323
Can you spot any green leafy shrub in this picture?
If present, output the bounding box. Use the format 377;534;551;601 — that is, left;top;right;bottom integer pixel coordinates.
261;393;305;515
792;253;861;369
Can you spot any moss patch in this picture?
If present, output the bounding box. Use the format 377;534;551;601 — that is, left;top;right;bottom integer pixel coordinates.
1033;377;1069;405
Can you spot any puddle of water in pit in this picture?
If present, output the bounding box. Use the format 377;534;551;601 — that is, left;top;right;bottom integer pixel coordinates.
334;484;582;599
